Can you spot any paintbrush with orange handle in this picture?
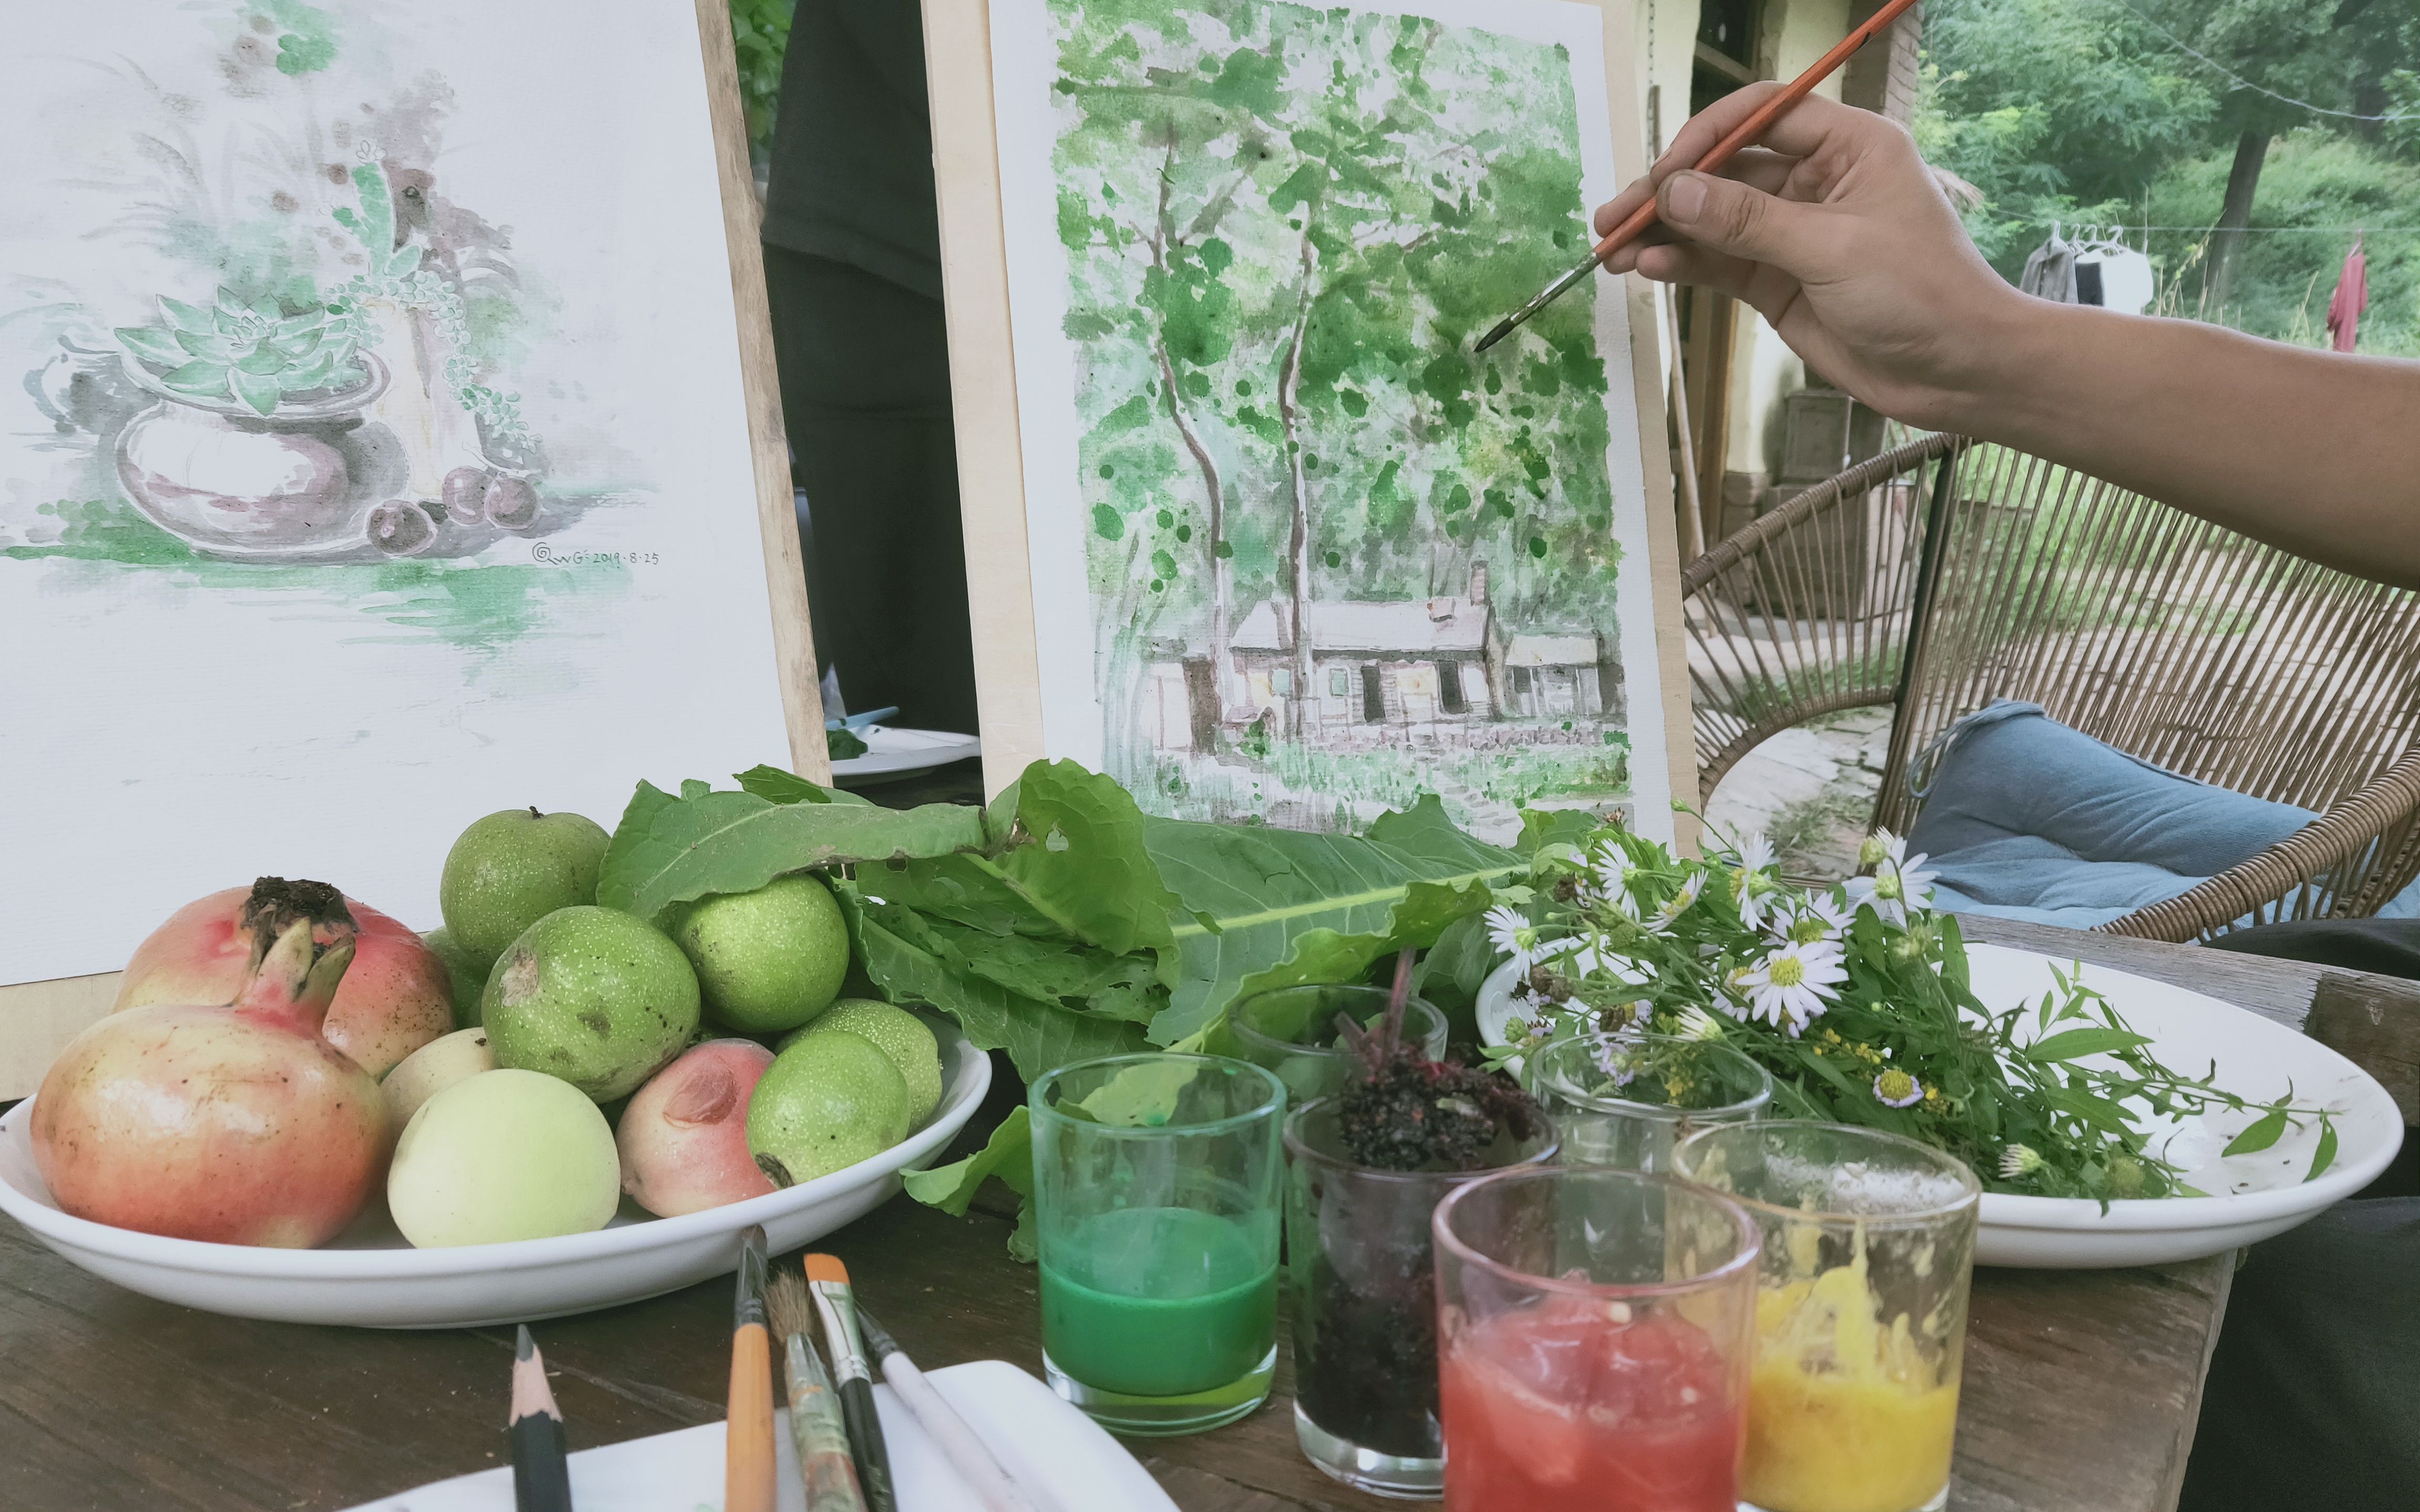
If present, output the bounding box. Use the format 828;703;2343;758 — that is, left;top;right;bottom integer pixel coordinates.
1474;0;1920;352
725;1224;777;1512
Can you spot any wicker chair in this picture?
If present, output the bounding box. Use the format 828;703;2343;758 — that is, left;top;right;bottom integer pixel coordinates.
1681;432;2420;941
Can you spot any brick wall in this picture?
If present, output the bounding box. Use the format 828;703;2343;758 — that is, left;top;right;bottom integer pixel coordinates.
1841;0;1922;124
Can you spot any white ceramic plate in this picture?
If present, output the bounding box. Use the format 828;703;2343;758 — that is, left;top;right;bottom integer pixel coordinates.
1477;946;2404;1268
832;726;982;785
0;1022;992;1327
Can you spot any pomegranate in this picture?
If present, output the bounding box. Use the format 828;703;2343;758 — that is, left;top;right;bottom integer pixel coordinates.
117;878;453;1077
34;882;390;1247
618;1039;777;1216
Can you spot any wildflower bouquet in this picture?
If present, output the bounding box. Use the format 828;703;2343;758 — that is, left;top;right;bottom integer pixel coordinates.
1480;825;2339;1200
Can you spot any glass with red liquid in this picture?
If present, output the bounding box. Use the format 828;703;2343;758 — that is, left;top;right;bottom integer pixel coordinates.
1431;1166;1761;1512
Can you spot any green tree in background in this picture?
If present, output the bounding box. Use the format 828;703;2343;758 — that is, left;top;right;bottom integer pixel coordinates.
1920;0;2420;351
728;0;795;155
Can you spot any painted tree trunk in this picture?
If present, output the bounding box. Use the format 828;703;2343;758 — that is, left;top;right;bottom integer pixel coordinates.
2204;130;2271;317
362;298;484;502
1154;339;1229;720
1276;222;1318;741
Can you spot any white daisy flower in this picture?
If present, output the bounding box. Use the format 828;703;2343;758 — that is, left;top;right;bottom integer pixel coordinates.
1649;873;1704;933
1737;939;1845;1036
1674;1003;1728;1041
1847;850;1939;928
1731;833;1780;929
1873;1069;1925;1108
1485;904;1545;974
2000;1144;2046;1180
1775;891;1851;945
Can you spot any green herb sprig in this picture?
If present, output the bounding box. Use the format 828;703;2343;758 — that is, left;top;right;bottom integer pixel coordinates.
1482;824;2340;1201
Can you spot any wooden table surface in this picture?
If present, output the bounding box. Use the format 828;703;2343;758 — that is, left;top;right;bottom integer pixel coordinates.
0;920;2383;1512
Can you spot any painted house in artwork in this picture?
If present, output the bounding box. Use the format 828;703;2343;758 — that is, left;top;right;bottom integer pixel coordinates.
1135;562;1619;748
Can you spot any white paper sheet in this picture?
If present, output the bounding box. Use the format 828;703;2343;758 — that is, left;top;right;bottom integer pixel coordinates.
0;2;794;983
987;0;1673;843
340;1360;1177;1512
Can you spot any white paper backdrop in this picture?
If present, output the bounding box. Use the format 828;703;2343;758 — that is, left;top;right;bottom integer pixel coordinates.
0;1;794;983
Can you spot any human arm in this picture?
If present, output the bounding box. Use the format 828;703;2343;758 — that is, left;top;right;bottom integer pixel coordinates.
1594;84;2420;588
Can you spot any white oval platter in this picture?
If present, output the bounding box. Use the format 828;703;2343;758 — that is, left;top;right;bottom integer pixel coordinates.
0;1022;992;1328
1477;944;2403;1268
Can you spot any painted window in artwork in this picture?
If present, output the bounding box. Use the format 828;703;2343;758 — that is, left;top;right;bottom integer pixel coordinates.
1438;660;1466;715
1271;667;1294;696
1328;667;1351;698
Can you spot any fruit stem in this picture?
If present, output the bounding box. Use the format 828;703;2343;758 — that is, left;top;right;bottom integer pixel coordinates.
232;917;357;1033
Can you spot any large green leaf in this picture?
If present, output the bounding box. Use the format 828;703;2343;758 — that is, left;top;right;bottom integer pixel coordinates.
733;762;876;807
996;761;1182;967
1144;795;1523;1047
597;778;992;922
843;888;1146;1082
900;1108;1038;1261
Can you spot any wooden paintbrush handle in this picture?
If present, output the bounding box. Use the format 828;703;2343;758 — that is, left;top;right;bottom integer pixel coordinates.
726;1321;777;1512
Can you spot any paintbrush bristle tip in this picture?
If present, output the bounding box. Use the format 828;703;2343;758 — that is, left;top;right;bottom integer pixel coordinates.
766;1271;813;1345
516;1324;534;1361
802;1252;850;1286
1475;321;1511;352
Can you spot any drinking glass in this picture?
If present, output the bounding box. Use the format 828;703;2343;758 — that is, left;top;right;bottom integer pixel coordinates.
1283;1099;1559;1498
1029;1053;1286;1435
1431;1166;1761;1512
1672;1121;1981;1512
1526;1032;1771;1172
1232;985;1451;1106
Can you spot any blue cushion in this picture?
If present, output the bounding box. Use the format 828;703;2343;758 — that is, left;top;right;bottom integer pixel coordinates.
1903;701;2420;929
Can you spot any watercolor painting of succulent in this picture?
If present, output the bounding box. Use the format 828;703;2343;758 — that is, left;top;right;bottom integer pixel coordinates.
989;0;1672;843
0;1;794;984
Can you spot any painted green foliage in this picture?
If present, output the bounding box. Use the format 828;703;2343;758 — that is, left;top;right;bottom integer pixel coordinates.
1048;0;1622;770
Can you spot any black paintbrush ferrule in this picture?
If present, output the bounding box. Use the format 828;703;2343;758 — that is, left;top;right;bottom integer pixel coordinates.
734;1224;769;1332
837;1375;897;1512
509;1411;573;1512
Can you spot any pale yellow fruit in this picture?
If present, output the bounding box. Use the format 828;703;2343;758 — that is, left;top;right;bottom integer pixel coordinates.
388;1069;619;1247
382;1026;497;1132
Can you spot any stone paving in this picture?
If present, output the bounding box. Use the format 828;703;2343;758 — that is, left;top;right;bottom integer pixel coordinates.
1701;705;1894;883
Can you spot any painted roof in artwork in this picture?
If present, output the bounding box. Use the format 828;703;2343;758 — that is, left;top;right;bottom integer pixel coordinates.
1229;596;1488;655
1503;634;1599;667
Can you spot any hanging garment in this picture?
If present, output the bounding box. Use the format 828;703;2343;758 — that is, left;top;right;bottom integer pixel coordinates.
2078;243;2156;316
2019;232;2078;303
2326;236;2368;354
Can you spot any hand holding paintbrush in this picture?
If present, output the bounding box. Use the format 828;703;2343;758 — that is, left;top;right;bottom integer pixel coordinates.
1475;0;1920;351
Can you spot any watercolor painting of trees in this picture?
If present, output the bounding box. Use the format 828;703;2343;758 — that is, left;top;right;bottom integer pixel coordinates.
1016;0;1657;838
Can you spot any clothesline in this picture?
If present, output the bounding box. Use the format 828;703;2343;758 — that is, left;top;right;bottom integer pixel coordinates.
1984;217;2418;236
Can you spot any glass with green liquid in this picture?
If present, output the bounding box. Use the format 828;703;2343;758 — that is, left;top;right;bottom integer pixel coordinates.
1031;1053;1286;1435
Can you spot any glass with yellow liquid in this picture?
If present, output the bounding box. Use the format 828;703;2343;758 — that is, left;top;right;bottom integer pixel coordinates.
1673;1121;1980;1512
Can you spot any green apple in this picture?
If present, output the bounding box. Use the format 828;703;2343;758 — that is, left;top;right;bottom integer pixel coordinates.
670;874;851;1033
420;927;494;1029
382;1026;497;1131
388;1069;619;1247
778;999;942;1124
439;807;610;962
746;1031;911;1187
483;906;700;1101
